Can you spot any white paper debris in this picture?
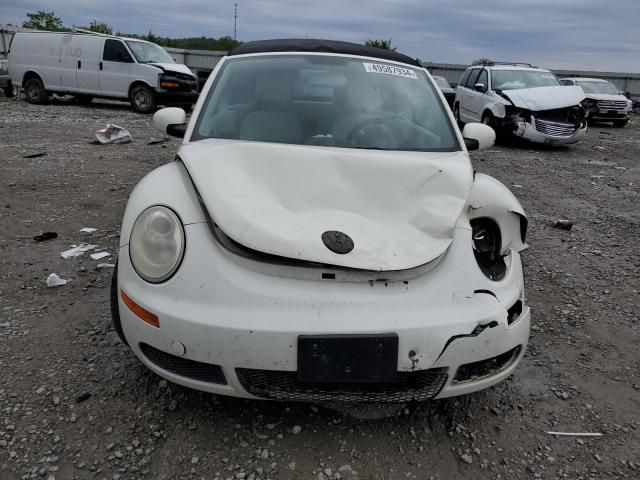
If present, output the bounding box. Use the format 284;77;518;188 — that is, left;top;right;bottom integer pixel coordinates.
47;273;68;287
90;252;111;260
546;432;603;437
97;263;116;269
79;227;97;233
95;124;132;144
61;244;97;259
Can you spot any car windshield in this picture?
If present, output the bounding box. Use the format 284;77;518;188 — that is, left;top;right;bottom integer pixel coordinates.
125;41;175;64
492;70;561;91
576;81;620;95
434;77;452;89
193;55;459;152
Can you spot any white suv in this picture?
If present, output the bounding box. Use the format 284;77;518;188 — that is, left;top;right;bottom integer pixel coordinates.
560;77;632;128
454;63;587;145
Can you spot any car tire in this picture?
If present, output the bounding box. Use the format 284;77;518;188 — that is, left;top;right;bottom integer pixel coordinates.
130;84;157;113
110;262;128;345
24;78;49;104
453;103;464;127
3;84;15;98
613;119;629;128
75;94;93;105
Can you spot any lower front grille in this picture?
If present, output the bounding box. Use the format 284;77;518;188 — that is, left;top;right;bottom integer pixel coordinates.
140;343;227;385
453;346;521;383
534;118;577;137
235;368;448;403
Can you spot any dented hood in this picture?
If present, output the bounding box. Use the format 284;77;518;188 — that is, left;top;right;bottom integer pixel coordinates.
180;140;473;271
584;93;629;102
502;86;585;111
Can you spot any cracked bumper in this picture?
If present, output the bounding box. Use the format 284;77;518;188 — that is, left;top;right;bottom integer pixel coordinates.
514;120;587;145
116;223;530;401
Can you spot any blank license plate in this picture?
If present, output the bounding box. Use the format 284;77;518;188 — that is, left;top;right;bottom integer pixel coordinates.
297;334;398;383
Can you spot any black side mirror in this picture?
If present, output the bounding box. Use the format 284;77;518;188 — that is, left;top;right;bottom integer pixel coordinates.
166;123;187;138
464;137;480;151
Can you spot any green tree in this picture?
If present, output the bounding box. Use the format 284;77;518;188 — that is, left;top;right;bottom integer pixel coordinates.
86;20;112;34
22;11;64;31
365;39;396;51
472;57;494;66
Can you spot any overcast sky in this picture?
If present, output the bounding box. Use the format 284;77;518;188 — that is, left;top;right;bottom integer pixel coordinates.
2;0;639;73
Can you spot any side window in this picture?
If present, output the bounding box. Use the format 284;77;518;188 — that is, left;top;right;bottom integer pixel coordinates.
103;39;133;62
560;79;573;86
465;69;480;88
476;70;488;91
458;69;471;89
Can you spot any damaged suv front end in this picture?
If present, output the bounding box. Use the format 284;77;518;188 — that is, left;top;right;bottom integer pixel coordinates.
455;65;587;145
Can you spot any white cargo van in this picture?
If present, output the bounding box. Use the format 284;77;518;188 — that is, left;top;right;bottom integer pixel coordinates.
8;31;198;112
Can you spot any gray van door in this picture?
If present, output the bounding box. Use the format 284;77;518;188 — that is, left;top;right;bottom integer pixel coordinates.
77;36;103;93
99;39;133;98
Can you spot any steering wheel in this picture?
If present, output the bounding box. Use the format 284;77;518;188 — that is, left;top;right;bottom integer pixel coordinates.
345;116;399;149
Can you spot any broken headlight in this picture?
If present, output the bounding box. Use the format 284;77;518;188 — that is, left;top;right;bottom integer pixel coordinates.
129;206;185;283
471;218;506;281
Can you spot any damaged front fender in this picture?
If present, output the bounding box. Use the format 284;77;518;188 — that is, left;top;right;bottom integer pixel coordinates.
467;173;527;254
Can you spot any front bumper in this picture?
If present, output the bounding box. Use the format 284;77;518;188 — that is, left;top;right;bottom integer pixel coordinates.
514;118;587;145
116;223;530;402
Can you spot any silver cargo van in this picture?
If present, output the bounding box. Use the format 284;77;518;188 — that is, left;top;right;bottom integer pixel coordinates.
8;31;198;112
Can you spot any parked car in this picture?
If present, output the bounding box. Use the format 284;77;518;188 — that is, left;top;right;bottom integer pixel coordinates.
111;39;530;403
8;31;198;112
0;26;15;97
433;75;455;107
454;63;587;145
560;77;632;127
0;57;14;97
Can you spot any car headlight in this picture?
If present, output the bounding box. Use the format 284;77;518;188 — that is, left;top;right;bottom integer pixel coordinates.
129;206;185;283
627;100;633;108
471;218;506;281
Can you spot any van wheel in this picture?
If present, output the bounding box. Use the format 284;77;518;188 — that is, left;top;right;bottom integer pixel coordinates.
130;85;156;113
24;78;49;104
75;94;93;105
3;83;15;98
613;119;629;128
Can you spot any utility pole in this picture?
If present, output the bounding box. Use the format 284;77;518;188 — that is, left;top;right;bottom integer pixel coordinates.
234;3;238;40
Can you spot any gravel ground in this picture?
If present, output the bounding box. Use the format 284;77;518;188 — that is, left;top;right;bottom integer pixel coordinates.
0;94;639;480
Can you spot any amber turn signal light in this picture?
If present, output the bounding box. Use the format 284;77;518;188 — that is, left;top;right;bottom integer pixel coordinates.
121;290;160;328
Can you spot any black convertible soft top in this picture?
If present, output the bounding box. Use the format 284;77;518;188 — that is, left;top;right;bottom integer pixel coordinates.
227;39;422;67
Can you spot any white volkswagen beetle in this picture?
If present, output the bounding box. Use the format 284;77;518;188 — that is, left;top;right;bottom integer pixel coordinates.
111;39;530;402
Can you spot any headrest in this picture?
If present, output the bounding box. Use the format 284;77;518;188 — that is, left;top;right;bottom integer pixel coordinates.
255;72;291;102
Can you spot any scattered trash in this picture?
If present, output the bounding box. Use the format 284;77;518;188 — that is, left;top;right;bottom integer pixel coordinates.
90;252;110;260
594;146;606;150
552;219;574;231
95;124;132;145
97;263;115;269
33;231;58;242
75;392;92;403
46;273;68;287
148;137;169;145
61;244;97;259
79;227;97;234
512;184;523;188
22;152;47;159
546;431;603;437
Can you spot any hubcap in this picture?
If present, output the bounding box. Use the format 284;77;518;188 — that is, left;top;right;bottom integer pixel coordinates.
134;91;149;108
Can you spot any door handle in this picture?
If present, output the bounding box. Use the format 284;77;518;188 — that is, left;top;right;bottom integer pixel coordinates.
99;62;103;71
78;60;81;69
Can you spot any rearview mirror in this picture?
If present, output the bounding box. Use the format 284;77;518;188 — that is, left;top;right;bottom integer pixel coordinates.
474;82;486;93
462;123;495;151
152;107;187;138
